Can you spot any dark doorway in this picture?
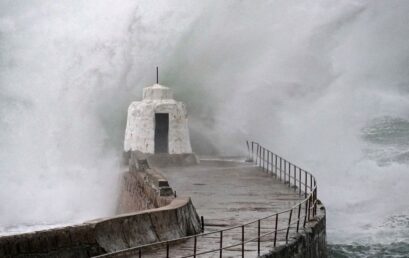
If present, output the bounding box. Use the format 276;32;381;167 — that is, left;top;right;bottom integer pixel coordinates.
154;113;169;153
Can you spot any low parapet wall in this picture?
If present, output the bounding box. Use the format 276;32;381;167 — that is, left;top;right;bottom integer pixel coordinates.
117;168;174;213
261;203;327;258
0;168;201;257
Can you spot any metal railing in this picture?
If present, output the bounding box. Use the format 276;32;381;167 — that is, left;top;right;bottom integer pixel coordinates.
94;141;319;258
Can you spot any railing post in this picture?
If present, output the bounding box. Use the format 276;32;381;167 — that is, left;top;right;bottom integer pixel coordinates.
279;157;282;181
274;214;278;247
166;241;169;258
296;203;301;232
293;165;296;188
255;144;258;165
275;155;278;176
304;171;307;198
314;187;318;216
303;199;308;228
298;168;302;195
220;231;223;258
139;248;142;258
287;162;289;186
267;150;270;172
283;160;286;183
193;236;197;258
307;195;311;221
286;209;293;244
242;225;245;258
262;147;265;171
257;220;261;256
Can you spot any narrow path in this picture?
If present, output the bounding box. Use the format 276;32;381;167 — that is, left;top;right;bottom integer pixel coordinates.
146;158;305;258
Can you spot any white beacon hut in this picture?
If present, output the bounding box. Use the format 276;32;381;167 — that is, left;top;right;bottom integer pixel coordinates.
124;83;198;167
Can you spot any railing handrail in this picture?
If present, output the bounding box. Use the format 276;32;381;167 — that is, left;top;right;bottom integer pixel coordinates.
94;141;319;258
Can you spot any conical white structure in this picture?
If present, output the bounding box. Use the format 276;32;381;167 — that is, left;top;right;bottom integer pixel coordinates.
124;84;193;155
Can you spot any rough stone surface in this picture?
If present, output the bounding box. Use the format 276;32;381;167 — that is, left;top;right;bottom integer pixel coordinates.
0;167;201;258
116;169;174;213
124;84;193;154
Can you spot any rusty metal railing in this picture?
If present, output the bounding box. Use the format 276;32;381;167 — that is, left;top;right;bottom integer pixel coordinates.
94;141;319;258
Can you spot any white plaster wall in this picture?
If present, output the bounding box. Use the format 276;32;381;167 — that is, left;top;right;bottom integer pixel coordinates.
124;94;193;154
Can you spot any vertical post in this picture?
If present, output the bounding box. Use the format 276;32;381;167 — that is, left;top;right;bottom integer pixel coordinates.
242;225;245;258
288;162;291;186
293;165;296;188
220;231;223;258
139;248;142;258
201;216;204;232
310;174;313;192
299;168;302;195
279;157;282;181
257;220;261;255
246;140;250;161
304;171;307;198
283;160;286;182
193;236;197;258
275;155;278;176
314;187;318;216
296;204;301;232
307;195;311;221
255;145;258;165
274;214;278;247
251;142;254;162
156;66;159;84
286;162;289;185
262;148;265;171
285;209;293;244
267;150;270;172
303;199;308;228
166;241;169;258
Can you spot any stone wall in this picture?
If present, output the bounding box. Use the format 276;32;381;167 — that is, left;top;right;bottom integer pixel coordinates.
0;168;201;258
260;202;327;258
117;168;174;213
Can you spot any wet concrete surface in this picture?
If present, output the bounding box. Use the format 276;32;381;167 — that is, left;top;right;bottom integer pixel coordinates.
143;158;305;258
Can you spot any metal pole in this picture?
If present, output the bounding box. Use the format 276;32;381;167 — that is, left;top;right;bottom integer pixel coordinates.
257;220;261;256
279;157;282;181
288;162;291;186
303;199;308;228
304;171;307;198
251;142;254;161
293;165;296;188
166;241;169;258
275;154;278;176
220;231;223;258
139;248;142;258
299;168;302;195
193;236;197;258
307;195;311;221
267;150;270;172
296;204;301;232
242;225;245;258
283;160;286;182
286;209;293;244
274;214;278;247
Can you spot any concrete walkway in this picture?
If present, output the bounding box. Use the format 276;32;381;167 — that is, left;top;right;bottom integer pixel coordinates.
138;158;304;258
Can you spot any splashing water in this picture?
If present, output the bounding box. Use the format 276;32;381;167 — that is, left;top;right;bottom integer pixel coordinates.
1;1;409;257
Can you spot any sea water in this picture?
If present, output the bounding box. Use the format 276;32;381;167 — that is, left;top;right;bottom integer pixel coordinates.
1;1;408;257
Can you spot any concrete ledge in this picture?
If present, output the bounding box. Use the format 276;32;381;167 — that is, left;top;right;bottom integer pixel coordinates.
260;203;327;258
0;197;201;258
95;197;201;253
